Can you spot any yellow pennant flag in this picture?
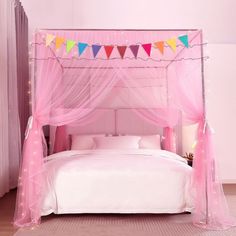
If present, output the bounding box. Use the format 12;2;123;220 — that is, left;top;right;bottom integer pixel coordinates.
46;34;55;47
166;38;176;52
55;37;65;50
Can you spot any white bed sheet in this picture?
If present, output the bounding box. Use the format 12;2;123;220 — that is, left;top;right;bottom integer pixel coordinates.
41;149;193;216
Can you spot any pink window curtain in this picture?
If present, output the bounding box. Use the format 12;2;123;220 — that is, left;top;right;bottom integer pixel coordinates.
0;0;26;197
15;0;30;145
14;30;236;230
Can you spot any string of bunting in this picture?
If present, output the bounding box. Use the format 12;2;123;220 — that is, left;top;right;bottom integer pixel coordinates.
45;33;189;59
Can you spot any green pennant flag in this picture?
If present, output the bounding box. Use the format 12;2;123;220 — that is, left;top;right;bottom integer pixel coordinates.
66;40;76;53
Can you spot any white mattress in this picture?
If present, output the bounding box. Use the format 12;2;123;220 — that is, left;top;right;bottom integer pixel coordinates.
41;149;193;216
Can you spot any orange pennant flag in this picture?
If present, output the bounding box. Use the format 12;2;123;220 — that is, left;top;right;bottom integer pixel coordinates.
166;38;176;52
55;37;65;50
154;41;164;54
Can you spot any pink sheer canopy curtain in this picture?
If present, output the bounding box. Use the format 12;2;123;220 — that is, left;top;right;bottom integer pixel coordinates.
14;29;235;230
0;0;27;197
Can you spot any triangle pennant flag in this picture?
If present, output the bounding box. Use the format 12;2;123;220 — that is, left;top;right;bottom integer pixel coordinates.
104;45;114;59
178;35;189;48
154;41;164;54
129;45;140;58
92;45;102;58
78;42;88;56
55;37;65;50
66;40;76;53
142;43;152;56
46;34;55;47
166;38;176;52
117;46;127;59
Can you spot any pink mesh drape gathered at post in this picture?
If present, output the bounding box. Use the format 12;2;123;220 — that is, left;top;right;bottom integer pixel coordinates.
14;29;235;230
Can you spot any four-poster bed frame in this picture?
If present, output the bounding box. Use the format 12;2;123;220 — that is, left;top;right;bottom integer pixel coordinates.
14;29;234;230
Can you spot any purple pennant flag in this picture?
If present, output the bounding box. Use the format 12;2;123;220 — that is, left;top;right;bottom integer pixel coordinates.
129;45;140;59
92;44;102;58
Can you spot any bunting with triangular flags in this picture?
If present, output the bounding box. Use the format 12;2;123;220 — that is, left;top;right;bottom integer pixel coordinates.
66;40;76;53
178;35;189;48
166;38;176;52
117;46;127;59
78;42;88;56
104;45;114;59
55;37;65;50
154;41;164;54
142;43;152;56
43;33;191;59
92;45;102;58
46;34;55;47
130;45;139;58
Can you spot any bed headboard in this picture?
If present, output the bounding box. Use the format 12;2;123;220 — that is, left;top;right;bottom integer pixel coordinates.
66;108;163;136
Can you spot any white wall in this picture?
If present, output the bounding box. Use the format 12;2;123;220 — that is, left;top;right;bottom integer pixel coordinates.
20;0;236;182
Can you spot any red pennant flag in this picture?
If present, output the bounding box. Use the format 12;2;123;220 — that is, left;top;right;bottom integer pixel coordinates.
154;41;164;54
117;46;127;59
142;43;152;56
104;45;114;59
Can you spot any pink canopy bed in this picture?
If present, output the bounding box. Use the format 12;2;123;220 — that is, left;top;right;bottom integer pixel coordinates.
14;29;235;230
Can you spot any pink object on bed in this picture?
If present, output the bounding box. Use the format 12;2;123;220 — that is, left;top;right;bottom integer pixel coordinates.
94;136;141;149
139;135;161;149
71;134;105;150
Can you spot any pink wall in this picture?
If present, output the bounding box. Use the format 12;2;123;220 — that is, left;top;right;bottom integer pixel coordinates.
21;0;236;43
20;0;236;182
206;44;236;183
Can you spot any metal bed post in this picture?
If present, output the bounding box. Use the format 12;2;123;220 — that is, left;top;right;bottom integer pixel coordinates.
199;30;208;225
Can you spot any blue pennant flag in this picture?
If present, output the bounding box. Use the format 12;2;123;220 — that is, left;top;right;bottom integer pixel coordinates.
78;42;88;56
92;44;102;58
178;35;189;48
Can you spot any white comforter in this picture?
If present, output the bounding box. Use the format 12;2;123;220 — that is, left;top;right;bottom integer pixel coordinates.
41;149;193;216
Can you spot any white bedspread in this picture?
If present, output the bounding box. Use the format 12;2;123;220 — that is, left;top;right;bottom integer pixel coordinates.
41;149;193;216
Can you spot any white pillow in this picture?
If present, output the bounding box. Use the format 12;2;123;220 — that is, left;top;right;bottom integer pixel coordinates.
93;136;141;149
139;135;161;149
71;134;104;150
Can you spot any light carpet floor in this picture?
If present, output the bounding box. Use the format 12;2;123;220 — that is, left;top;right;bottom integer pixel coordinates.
14;195;236;236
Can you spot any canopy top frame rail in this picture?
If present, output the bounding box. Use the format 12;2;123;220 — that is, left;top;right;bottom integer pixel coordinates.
39;28;200;32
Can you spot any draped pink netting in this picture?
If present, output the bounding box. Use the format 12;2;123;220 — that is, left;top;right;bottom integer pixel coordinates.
14;29;235;230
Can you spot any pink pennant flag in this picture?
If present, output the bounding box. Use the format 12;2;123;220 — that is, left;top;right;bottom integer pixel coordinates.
142;43;152;56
